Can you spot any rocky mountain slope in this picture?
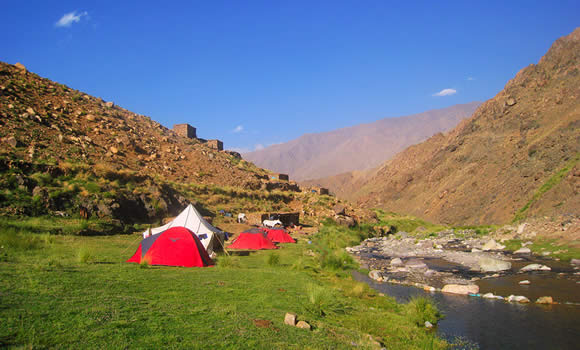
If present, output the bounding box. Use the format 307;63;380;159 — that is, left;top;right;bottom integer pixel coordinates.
352;28;580;225
1;62;359;225
244;102;480;181
0;61;268;190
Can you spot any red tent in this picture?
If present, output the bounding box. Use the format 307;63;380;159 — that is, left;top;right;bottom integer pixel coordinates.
264;227;296;243
227;230;278;250
127;227;214;267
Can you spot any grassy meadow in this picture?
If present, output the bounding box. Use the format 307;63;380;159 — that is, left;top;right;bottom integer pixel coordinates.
0;217;444;349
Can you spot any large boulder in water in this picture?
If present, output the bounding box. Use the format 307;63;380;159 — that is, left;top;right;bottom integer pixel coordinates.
478;257;512;272
442;284;479;295
482;239;505;251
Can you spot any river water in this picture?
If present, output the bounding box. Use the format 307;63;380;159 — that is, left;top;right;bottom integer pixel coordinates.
353;271;580;349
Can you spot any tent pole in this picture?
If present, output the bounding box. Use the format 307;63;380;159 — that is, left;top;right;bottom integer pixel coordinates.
216;233;230;256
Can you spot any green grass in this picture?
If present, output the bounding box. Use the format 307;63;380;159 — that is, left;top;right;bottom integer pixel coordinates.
374;210;447;235
503;238;580;261
513;153;580;222
0;221;445;349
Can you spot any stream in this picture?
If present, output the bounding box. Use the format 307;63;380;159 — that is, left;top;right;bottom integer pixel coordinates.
353;270;580;349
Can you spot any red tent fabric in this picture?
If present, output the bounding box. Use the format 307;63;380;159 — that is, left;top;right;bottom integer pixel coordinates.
264;228;296;243
127;226;214;267
227;231;278;250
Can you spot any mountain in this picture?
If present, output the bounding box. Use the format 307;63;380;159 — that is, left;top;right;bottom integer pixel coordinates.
352;28;580;225
243;102;480;181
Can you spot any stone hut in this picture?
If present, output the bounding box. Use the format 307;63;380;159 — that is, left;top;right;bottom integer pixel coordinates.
173;124;196;139
319;187;329;195
207;139;223;151
269;173;289;181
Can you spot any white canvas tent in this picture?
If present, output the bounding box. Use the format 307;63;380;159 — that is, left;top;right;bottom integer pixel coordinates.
142;204;225;255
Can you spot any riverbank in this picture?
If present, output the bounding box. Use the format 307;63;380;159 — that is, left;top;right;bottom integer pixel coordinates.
0;218;444;349
348;223;580;305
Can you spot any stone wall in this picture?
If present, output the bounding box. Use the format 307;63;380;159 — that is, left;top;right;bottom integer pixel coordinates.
173;124;196;139
207;139;223;151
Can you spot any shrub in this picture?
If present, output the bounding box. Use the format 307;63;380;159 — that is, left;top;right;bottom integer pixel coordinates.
78;246;94;264
266;252;280;266
304;283;349;317
217;255;240;268
406;297;441;326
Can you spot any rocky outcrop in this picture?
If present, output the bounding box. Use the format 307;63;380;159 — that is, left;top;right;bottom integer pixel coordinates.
441;284;479;295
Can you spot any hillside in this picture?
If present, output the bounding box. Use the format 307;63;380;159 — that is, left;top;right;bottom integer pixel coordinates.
244;102;480;181
352;28;580;225
0;62;371;225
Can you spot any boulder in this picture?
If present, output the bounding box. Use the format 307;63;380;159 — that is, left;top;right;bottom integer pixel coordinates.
405;259;427;269
520;264;551;272
507;295;530;303
2;136;18;148
105;101;115;108
333;215;356;228
478;257;512;272
14;62;27;72
571;259;580;266
506;97;517;106
332;204;346;216
296;321;311;330
424;321;433;328
482;239;505;251
441;284;479;295
26;107;36;115
390;257;404;266
482;292;496;299
517;223;527;234
514;247;531;254
284;312;297;326
368;270;383;282
535;296;554;304
518;280;531;285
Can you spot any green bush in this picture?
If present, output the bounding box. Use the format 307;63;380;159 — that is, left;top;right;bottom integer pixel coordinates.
217;254;240;268
304;283;349;317
406;297;441;326
78;246;94;264
266;252;280;266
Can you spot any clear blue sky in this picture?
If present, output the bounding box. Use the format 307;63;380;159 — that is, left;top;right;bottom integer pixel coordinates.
2;1;578;152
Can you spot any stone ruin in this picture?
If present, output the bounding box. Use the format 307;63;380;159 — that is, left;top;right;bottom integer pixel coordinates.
173;123;197;139
207;139;223;151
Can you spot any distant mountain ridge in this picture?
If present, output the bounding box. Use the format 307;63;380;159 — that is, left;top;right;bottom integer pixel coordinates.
349;27;580;225
244;102;480;181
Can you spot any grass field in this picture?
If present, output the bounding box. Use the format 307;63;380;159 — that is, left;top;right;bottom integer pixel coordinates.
0;218;445;349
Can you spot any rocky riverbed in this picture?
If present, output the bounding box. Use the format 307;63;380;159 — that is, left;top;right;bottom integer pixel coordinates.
347;229;580;303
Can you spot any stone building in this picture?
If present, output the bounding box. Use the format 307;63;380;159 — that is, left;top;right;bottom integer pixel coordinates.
173;124;196;139
207;139;223;151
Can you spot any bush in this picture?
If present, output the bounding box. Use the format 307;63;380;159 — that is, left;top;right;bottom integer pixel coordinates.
78;246;94;264
217;255;240;268
266;252;280;266
406;297;441;326
304;283;349;317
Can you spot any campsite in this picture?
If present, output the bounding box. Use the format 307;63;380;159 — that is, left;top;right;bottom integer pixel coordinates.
1;3;580;349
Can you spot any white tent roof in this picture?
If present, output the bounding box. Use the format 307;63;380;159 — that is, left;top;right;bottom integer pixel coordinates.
142;204;224;254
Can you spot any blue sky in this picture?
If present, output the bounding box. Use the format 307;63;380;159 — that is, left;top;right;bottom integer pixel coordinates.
2;1;578;152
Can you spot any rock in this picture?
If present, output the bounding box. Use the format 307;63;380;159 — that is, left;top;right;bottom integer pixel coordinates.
471;248;481;253
536;296;553;304
105;101;115;108
517;223;527;234
333;214;356;227
571;259;580;266
423;286;436;292
507;295;530;303
284;312;297;326
332;204;346;215
478;257;511;272
26;107;36;115
506;97;517;106
520;264;551;272
110;146;119;154
424;269;436;277
514;247;531;254
369;270;383;282
482;239;505;251
425;321;433;328
519;280;531;285
405;258;427;269
2;136;18;148
14;62;27;72
441;284;479;295
85;114;96;121
295;321;311;330
482;292;496;299
390;257;403;266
